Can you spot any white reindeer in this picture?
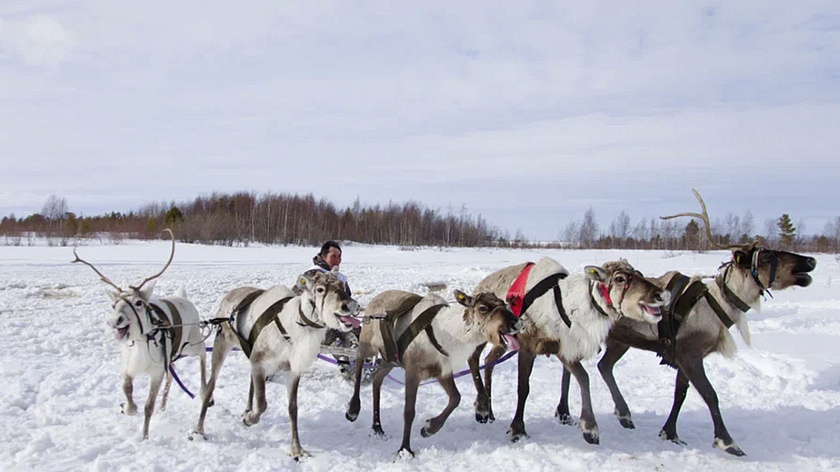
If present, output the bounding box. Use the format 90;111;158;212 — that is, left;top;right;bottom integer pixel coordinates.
468;257;669;444
345;289;524;457
73;229;207;440
191;268;360;459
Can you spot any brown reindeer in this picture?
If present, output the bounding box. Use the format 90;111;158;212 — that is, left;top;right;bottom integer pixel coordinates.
468;257;669;444
345;289;523;457
557;189;817;456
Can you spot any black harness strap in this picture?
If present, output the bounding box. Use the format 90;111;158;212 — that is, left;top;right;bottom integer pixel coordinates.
237;296;294;358
396;303;449;362
297;303;325;328
520;272;571;327
376;294;424;364
656;275;707;367
150;301;184;362
704;290;735;329
657;274;691;355
716;272;753;314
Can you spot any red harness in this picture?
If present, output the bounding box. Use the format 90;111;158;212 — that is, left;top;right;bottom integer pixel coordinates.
505;263;535;317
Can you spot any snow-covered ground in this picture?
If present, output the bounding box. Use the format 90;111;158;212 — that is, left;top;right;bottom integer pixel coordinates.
1;240;839;471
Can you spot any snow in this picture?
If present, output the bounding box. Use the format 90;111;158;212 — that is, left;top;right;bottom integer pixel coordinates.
1;241;839;471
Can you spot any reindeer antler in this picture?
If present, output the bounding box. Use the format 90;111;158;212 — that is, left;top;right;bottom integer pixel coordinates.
72;248;124;292
660;188;743;250
129;228;176;292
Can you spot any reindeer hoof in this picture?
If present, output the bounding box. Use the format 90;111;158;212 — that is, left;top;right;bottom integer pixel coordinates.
582;431;600;445
396;447;415;459
555;410;576;426
346;411;358;422
290;448;311;460
372;425;386;437
507;427;528;443
659;429;686;445
715;438;746;457
188;431;206;441
579;421;599;445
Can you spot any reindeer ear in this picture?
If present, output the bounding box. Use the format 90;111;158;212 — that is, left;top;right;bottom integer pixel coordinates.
584;265;609;283
454;290;473;307
137;280;156;301
733;250;750;267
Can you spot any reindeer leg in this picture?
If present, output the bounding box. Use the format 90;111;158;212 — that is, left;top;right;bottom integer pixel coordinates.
286;372;310;459
660;369;689;445
556;367;575;425
347;343;374;422
597;339;634;429
481;345;505;423
121;374;137;416
191;337;233;440
371;363;393;436
680;355;745;456
421;373;459;437
507;349;536;442
469;342;490;423
397;368;421;458
160;369;173;412
243;366;268;426
564;359;599;445
142;372;164;440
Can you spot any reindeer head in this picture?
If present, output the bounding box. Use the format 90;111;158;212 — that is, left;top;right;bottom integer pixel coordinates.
585;260;669;323
728;242;816;292
73;229;176;342
661;189;817;294
105;283;158;342
296;268;360;332
454;290;524;351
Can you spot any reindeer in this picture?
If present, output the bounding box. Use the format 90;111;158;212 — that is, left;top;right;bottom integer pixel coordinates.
468;257;669;444
345;289;524;457
191;268;360;459
556;189;817;456
73;229;207;440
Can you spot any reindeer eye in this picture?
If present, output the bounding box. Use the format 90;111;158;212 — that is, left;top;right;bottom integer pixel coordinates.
613;275;626;284
134;300;143;307
316;286;326;294
478;305;489;313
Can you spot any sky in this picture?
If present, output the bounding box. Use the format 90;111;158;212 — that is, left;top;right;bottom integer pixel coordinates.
1;1;839;240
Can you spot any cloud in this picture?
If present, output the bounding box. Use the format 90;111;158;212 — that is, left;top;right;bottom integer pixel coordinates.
0;16;74;66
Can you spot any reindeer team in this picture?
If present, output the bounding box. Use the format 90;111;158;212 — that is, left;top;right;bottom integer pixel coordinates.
75;190;817;460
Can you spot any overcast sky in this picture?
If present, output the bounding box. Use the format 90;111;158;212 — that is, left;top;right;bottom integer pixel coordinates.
1;1;838;240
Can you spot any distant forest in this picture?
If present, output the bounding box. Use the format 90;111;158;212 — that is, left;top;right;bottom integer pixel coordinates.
2;192;839;253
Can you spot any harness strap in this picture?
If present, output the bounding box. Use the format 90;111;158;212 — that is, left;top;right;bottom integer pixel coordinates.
226;289;266;356
589;281;613;319
238;296;294;358
297;303;325;328
505;263;535;317
703;291;735;329
396;303;449;361
716;272;753;313
377;294;424;364
149;301;184;363
520;272;571;327
657;273;691;355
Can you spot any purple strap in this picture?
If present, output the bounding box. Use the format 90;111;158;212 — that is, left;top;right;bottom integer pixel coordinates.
170;348;518;397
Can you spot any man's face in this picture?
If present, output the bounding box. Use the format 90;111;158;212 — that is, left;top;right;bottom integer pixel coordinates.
324;247;342;269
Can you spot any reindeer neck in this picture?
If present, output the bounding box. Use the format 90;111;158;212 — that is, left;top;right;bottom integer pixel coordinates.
715;266;762;313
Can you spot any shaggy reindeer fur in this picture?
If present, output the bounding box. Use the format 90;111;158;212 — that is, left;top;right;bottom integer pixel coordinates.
345;289;523;457
469;257;668;444
191;269;360;459
105;282;207;440
560;244;817;456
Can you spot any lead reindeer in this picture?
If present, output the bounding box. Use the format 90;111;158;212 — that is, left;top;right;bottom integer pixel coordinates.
73;229;207;440
557;189;817;456
468;257;669;444
191;269;360;459
345;289;524;457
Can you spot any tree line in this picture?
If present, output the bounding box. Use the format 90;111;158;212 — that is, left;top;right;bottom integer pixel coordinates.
2;193;839;253
0;192;500;248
